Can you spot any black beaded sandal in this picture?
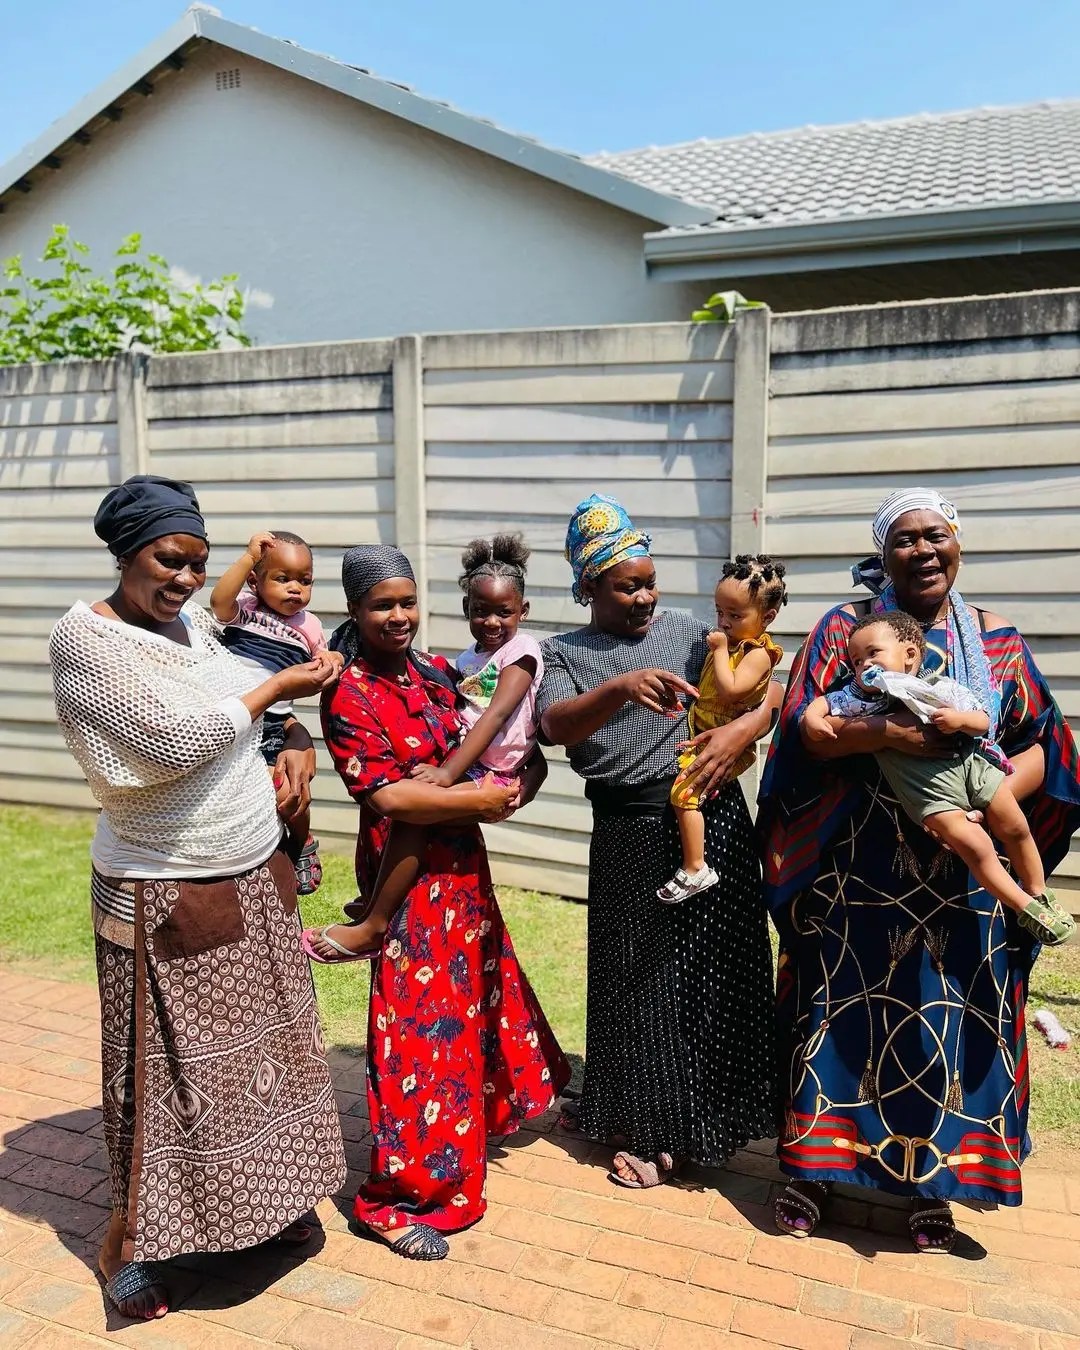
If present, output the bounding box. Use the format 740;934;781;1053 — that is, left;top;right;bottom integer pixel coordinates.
909;1200;956;1254
294;835;323;896
774;1180;832;1238
103;1261;169;1318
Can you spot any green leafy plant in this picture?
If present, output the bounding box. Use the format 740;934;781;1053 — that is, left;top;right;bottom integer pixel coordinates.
691;289;765;323
0;225;250;364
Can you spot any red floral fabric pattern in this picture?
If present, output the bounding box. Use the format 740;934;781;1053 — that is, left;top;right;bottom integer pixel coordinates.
321;654;570;1233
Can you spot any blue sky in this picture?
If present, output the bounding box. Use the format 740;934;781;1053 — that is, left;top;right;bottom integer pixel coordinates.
2;0;1079;166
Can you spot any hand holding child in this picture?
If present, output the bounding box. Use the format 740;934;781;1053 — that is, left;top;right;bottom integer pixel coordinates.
473;773;517;822
802;711;838;743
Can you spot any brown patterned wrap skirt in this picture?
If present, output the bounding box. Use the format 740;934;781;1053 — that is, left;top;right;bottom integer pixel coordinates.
91;846;347;1263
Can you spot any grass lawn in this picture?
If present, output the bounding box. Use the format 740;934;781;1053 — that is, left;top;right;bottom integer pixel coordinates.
2;804;1076;1156
0;805;586;1057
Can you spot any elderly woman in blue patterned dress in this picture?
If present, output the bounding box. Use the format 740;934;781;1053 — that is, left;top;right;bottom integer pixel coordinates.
762;487;1080;1252
537;495;780;1190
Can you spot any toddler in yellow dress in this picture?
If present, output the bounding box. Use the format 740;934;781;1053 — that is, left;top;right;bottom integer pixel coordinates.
658;554;786;904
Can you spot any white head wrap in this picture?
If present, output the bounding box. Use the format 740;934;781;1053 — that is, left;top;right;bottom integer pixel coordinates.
871;488;962;556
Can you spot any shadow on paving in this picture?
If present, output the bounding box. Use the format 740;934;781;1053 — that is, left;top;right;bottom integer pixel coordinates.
493;1088;994;1263
0;1108;337;1333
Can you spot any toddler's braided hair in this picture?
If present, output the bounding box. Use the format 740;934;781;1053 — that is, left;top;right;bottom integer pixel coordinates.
721;554;788;612
459;534;530;597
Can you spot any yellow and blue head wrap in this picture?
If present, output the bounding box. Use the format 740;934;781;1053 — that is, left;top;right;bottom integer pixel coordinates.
564;494;651;606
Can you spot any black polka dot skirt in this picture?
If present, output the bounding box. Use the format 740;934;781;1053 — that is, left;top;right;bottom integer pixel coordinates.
579;782;778;1164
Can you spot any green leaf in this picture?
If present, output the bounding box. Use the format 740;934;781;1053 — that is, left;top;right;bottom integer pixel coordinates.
0;225;250;364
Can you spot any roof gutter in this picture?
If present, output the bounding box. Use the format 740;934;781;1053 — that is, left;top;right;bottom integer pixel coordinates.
643;198;1080;280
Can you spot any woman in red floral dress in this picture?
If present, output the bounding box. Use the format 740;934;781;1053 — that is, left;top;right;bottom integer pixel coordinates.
320;546;569;1260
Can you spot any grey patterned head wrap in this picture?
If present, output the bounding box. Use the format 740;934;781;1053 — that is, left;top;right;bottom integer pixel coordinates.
331;545;417;665
341;545;415;601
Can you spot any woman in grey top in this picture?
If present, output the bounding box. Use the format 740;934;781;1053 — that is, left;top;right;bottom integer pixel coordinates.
537;495;779;1189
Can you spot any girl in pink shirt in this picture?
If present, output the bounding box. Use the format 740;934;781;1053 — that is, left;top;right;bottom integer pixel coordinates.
303;535;545;964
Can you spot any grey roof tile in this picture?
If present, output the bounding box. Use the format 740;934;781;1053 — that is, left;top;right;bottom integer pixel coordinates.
587;101;1080;232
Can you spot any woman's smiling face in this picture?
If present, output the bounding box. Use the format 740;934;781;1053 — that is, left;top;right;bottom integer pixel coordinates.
350;578;419;657
884;510;961;616
589;557;658;637
119;533;209;626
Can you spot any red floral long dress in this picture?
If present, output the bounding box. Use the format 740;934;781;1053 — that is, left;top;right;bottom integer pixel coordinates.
321;652;570;1234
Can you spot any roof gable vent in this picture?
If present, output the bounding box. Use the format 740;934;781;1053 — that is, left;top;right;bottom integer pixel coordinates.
215;68;241;91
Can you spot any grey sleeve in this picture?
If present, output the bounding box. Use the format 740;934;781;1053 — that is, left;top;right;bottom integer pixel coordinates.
535;640;580;716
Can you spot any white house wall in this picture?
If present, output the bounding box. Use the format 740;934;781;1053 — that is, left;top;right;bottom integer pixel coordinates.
0;44;702;345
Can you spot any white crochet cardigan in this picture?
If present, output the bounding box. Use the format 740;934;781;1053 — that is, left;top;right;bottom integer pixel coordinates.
50;602;282;878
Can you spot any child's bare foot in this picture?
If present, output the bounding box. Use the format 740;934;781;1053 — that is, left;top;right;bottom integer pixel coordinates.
303;916;388;963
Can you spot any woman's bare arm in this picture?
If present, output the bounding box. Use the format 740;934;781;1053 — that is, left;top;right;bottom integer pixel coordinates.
368;777;512;825
801;710;957;761
540;676;632;747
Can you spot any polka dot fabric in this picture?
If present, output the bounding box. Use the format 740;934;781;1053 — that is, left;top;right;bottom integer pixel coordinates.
581;783;777;1163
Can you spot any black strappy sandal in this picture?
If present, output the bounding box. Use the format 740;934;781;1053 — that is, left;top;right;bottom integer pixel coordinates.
557;1095;583;1131
103;1261;169;1318
774;1180;832;1238
373;1222;449;1261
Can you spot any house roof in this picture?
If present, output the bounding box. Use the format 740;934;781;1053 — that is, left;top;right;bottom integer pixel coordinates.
588;101;1080;277
0;6;713;229
589;100;1080;230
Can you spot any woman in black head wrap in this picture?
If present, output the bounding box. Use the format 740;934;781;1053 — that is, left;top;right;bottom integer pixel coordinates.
319;545;569;1261
49;475;347;1320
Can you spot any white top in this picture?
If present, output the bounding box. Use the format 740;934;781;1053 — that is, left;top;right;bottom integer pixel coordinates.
862;667;984;721
50;602;283;879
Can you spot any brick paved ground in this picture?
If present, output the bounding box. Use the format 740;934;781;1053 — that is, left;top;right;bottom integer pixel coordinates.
0;969;1078;1350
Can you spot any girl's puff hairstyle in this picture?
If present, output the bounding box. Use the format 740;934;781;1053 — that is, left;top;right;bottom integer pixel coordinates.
459;534;530;598
721;554;788;612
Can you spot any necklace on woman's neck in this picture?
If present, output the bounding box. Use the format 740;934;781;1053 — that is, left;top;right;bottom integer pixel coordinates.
912;598;950;633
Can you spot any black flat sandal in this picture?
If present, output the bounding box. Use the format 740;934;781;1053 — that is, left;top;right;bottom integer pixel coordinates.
104;1261;169;1318
909;1200;956;1254
774;1180;832;1239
